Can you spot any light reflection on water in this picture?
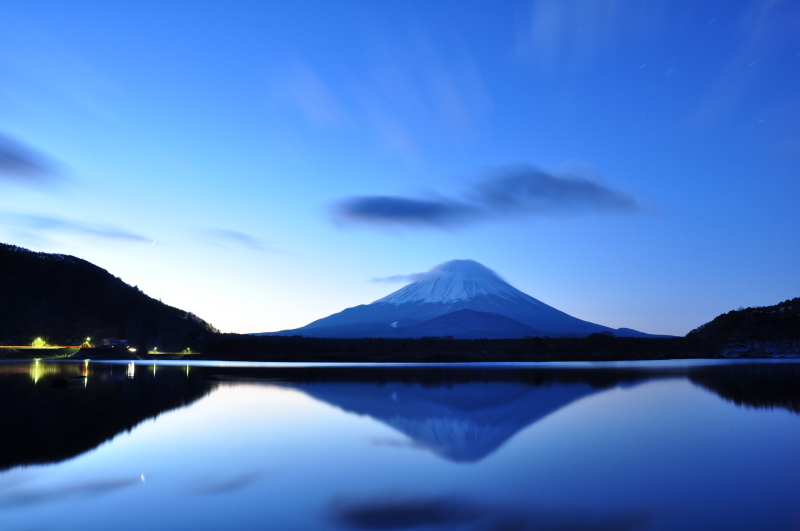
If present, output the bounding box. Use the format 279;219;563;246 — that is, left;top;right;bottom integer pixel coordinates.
0;360;799;531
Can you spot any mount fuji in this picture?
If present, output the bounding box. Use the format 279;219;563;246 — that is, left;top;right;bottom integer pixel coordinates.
265;259;660;338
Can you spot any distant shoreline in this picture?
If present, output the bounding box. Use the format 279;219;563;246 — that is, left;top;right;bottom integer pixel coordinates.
2;334;797;363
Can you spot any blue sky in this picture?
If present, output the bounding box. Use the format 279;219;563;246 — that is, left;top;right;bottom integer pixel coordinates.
1;0;798;335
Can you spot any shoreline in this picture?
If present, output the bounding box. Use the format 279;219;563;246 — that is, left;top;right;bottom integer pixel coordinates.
3;333;798;363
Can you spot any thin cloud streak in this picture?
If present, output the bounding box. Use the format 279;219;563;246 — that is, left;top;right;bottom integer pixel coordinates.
274;60;351;128
370;273;427;284
192;472;262;495
1;212;151;242
515;0;666;74
0;133;60;185
273;35;492;162
204;229;270;251
334;165;643;230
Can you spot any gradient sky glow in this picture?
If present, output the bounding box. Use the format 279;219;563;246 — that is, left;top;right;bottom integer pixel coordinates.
1;0;798;335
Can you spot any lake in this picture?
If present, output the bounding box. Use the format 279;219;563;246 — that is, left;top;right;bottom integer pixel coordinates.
1;359;799;530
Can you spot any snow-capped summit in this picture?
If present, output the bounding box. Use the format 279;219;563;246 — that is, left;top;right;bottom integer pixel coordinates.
376;259;528;305
265;259;661;338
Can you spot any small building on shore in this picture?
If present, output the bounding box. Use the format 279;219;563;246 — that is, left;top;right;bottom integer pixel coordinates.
101;338;128;348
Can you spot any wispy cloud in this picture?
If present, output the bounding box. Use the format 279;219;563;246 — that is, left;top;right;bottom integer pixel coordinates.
372;260;503;285
0;133;60;186
515;0;665;74
475;167;641;216
273;35;492;162
203;229;269;251
357;39;492;160
334;165;642;230
0;212;151;242
6;24;123;120
274;60;351;128
370;273;427;284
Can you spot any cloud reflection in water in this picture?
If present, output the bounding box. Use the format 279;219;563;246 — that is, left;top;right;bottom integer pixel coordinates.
0;477;139;508
330;495;652;531
192;472;264;495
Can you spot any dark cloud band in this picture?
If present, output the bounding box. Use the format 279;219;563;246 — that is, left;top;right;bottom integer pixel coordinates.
338;196;479;227
329;494;652;531
334;165;642;230
478;169;641;215
0;133;59;185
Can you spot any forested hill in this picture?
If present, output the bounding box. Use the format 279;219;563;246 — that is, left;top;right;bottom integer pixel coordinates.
0;243;218;351
687;298;800;342
684;297;800;357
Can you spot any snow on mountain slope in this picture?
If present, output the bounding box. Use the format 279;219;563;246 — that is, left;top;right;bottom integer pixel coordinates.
376;260;532;305
290;259;613;336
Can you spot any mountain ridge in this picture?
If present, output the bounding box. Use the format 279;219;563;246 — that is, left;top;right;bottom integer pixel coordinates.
0;243;218;350
268;259;661;338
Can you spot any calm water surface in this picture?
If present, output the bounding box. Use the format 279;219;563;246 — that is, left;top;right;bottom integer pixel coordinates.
1;359;799;531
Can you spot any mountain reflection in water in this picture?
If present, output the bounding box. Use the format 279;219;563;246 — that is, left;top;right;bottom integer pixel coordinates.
0;361;209;471
297;381;603;462
1;361;800;472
